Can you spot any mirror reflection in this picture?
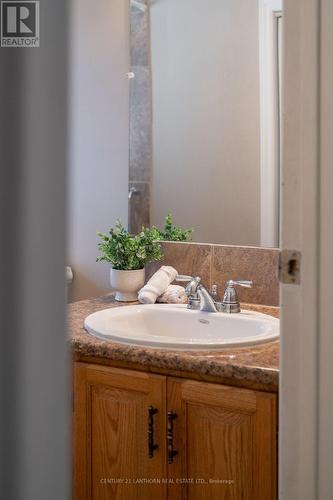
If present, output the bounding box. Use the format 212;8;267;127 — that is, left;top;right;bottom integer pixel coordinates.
129;0;283;247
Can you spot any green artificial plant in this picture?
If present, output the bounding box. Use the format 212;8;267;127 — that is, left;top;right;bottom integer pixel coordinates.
97;221;162;270
157;213;193;242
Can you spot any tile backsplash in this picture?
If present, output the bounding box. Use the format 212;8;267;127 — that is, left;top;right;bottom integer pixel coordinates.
146;242;280;306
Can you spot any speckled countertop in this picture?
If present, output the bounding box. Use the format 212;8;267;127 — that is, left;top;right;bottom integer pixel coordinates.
69;294;279;393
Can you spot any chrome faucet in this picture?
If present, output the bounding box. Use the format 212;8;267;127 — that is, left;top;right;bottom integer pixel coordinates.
176;275;253;314
185;277;218;313
177;275;218;313
184;276;201;309
220;280;253;313
176;275;218;312
197;285;218;313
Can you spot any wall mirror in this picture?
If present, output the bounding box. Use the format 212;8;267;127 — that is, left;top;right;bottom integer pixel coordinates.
128;0;283;247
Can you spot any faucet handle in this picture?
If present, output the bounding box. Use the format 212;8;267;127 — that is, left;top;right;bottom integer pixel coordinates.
227;280;253;288
175;275;194;282
184;277;201;296
175;276;202;310
220;280;253;313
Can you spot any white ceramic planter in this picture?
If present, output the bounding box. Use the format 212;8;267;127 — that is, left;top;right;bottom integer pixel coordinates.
110;268;145;302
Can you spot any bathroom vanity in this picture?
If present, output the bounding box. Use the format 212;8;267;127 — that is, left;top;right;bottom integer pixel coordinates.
71;294;278;500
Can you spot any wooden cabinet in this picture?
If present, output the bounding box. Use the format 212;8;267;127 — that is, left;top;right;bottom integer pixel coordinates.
74;362;277;500
167;378;277;500
74;363;167;500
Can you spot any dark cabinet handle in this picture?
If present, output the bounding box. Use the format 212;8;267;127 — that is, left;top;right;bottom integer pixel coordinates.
167;410;178;464
147;406;159;458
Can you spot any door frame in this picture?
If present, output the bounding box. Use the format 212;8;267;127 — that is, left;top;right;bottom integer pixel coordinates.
259;0;283;247
280;0;333;498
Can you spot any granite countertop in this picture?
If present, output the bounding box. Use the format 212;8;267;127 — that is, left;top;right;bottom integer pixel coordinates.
69;294;279;393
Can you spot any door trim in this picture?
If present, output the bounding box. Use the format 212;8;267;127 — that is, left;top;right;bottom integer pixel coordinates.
259;0;283;247
280;0;321;498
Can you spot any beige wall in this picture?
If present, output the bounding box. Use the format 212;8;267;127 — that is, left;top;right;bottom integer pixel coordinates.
150;0;261;245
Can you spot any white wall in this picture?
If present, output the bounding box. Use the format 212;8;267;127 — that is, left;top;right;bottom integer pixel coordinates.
68;0;130;301
150;0;261;245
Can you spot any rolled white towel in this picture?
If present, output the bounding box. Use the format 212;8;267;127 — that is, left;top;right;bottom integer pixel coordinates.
138;266;178;304
157;285;188;304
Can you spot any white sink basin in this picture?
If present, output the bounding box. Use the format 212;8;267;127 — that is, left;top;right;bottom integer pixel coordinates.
84;304;279;350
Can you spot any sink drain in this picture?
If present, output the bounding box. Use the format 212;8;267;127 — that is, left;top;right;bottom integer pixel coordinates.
198;318;210;325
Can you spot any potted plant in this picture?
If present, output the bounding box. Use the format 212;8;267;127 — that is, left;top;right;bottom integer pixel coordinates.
156;213;193;241
97;221;162;302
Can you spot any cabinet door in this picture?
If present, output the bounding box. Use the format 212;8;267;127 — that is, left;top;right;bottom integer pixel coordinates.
74;362;167;500
167;378;277;500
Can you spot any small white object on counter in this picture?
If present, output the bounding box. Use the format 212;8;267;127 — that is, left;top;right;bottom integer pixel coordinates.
138;266;178;304
157;285;187;304
66;266;73;284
